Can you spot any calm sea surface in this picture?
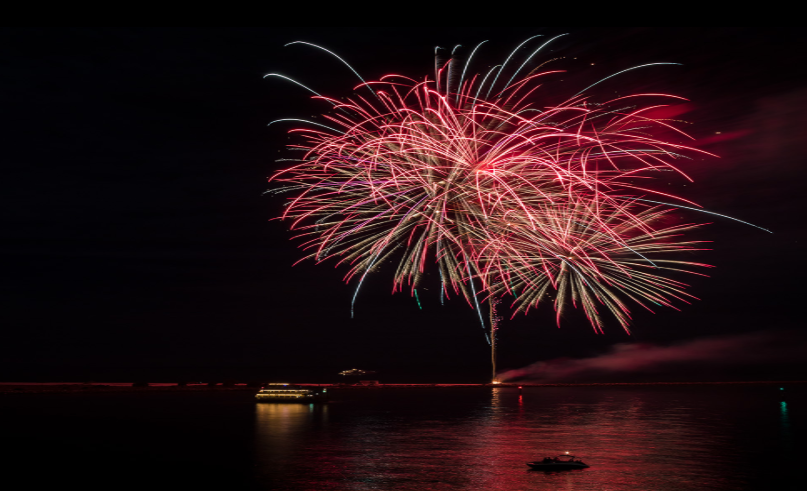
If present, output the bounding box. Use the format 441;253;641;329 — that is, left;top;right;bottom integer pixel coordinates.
2;386;802;490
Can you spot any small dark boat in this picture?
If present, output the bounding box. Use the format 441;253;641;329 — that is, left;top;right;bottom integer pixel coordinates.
527;454;590;470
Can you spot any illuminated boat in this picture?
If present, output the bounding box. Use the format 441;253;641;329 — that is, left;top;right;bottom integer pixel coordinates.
527;454;590;470
255;383;328;403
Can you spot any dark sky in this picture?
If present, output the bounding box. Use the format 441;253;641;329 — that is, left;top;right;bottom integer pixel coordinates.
2;27;806;383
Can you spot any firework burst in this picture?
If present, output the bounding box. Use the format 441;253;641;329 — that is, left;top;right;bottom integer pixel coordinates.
476;198;711;332
266;36;766;338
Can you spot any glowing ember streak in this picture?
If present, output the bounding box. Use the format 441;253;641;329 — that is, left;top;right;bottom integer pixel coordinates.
266;36;765;333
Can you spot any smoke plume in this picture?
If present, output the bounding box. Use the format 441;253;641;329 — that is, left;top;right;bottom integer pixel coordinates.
498;330;807;383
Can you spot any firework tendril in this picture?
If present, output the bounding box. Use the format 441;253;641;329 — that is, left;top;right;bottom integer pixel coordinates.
266;37;764;335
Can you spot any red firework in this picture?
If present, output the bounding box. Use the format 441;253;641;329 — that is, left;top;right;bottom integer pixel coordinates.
265;37;763;334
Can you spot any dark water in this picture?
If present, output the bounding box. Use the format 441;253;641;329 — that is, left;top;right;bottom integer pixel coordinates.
2;386;802;490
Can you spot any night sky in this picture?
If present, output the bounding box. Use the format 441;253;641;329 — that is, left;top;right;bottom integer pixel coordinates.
3;27;806;383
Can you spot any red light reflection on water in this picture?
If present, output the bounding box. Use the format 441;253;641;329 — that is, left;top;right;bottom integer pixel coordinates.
255;388;767;490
